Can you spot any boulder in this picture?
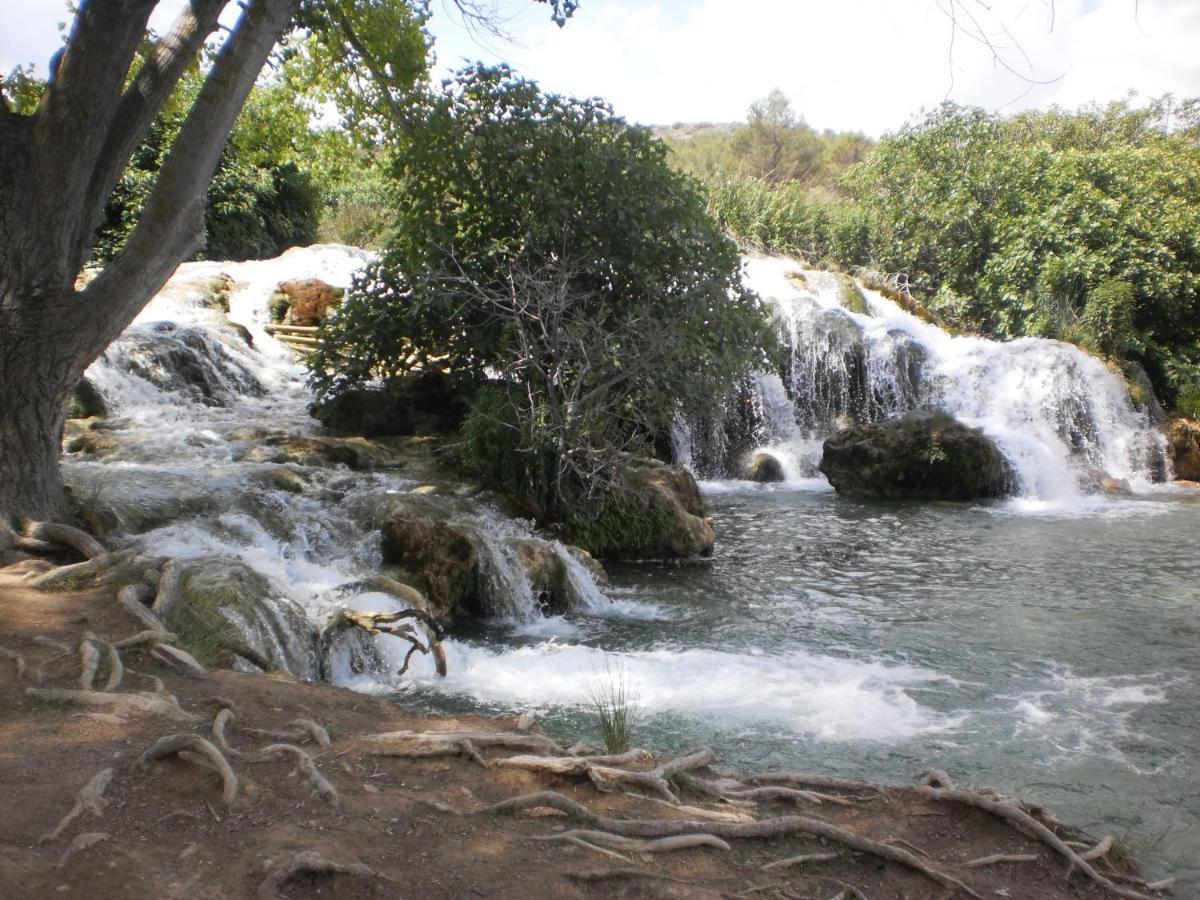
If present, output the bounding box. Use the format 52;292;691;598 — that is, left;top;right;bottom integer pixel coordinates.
108;322;264;406
1166;417;1200;481
155;559;317;678
571;459;715;560
380;513;479;621
1077;465;1133;497
1123;362;1165;423
509;539;604;613
819;411;1014;501
68;377;109;420
271;278;344;326
742;452;786;483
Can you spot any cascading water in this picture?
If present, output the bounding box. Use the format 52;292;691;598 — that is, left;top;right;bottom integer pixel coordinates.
678;256;1168;500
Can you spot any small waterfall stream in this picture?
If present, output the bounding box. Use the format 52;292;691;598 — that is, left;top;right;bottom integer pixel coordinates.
679;256;1168;501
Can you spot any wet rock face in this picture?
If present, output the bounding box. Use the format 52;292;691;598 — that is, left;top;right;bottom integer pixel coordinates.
380;513;479;621
68;377;109;420
108;322;264;406
819;411;1014;502
271;278;344;326
1166;417;1200;481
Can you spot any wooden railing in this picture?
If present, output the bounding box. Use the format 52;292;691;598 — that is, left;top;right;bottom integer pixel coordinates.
265;323;319;354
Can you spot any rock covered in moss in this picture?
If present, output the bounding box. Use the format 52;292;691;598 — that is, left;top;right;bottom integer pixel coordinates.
68;377;109;420
742;452;786;483
819;411;1014;501
570;459;715;560
1166;417;1200;481
380;513;478;621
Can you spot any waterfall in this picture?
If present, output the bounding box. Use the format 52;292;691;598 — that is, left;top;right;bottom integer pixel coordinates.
67;245;610;682
677;256;1168;499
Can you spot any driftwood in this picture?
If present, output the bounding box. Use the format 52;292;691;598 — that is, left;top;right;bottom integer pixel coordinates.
324;608;447;677
496;748;714;801
40;768;114;843
26;686;197;721
483;790;980;898
256;850;389;899
138;733;239;805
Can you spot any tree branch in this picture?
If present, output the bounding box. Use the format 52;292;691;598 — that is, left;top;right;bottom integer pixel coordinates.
76;0;301;362
78;0;229;262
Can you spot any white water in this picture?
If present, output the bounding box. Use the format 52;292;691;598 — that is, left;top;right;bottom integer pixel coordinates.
679;256;1169;502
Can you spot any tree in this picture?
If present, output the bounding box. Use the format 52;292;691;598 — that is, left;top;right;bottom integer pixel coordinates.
311;65;769;521
0;0;576;529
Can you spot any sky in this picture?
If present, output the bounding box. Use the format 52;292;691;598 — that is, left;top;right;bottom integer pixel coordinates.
3;0;1199;135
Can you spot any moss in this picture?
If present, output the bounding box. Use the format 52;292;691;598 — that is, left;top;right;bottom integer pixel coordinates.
567;489;675;560
833;273;869;315
1177;384;1200;421
268;290;291;323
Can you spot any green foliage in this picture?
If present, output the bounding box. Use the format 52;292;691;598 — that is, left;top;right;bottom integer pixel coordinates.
1083;279;1138;358
566;488;674;560
314;66;769;519
589;661;640;754
1178;384;1200;421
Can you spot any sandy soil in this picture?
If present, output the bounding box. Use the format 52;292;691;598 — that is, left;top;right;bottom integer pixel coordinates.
0;567;1169;900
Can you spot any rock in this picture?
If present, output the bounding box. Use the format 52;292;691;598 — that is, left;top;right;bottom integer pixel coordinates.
819;411;1014;501
380;513;479;621
571;459;715;560
249;466;308;494
508;539;602;614
742;452;786;483
156;559;317;678
1123;362;1165;423
273;278;344;326
1077;465;1133;496
310;372;473;437
1166;417;1200;481
201;273;236;314
68;377;109;420
227;320;254;347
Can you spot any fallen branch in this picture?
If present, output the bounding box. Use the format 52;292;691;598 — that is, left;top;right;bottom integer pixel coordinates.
964;853;1039;868
138;734;239;805
40;769;114;843
324;607;447;677
536;829;730;854
256;850;389;899
26;687;196;722
21;521;106;560
258;744;339;806
483;790;979;898
762;851;840;871
916;784;1157;900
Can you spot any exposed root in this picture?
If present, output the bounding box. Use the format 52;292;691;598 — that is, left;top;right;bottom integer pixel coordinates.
40;769;114;843
916;783;1158;900
560;835;632;863
637;795;756;823
151;559;183;614
78;634;101;690
100;638;123;691
483;790;980;898
113;629;176;650
964;853;1039;868
117;584;166;632
1080;835;1115;862
21;521;106;560
150;643;208;677
498;747;716;802
129;670;166;693
56;831;110;868
256;850;389;899
258;743;339;806
762;851;840;871
536;829;731;854
287;718;331;748
362;729;564;759
33;636;72;655
0;645;27;681
26;686;196;722
567;868;697;888
737;771;883;795
212;707;237;754
724;786;854;807
138;734;239;805
29;548;137;591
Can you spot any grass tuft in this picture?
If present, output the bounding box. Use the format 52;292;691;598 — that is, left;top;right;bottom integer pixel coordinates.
588;660;640;754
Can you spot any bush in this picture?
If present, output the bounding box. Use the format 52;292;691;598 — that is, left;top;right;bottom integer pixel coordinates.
1082;279;1138;359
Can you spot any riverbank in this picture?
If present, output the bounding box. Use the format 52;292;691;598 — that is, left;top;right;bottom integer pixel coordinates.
0;570;1175;899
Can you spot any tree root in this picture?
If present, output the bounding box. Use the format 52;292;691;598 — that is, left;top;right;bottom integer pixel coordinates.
0;645;27;681
29;548;137;591
964;853;1039;868
113;629;176;650
257;744;339;806
212;707;237;754
287;718;331;748
498;748;716;801
256;850;389;899
78;635;101;690
736;770;883;795
536;829;731;854
483;790;980;898
138;734;239;805
362;729;564;759
1080;835;1115;862
762;851;840;871
915;783;1158;900
40;768;114;843
56;831;110;868
723;785;854;807
496;748;653;775
116;584;166;632
21;521;106;560
150;643;208;677
33;636;72;655
26;686;196;721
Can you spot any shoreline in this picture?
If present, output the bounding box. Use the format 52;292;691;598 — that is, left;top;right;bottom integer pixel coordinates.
0;570;1176;899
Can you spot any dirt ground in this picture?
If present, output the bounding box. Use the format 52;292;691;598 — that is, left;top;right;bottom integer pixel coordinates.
0;567;1173;900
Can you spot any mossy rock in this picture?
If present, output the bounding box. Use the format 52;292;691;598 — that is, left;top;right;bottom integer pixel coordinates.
741;452;786;483
67;377;109;420
833;273;869;315
201;273;236;314
1166;417;1200;481
569;459;714;560
380;513;479;621
819;411;1014;501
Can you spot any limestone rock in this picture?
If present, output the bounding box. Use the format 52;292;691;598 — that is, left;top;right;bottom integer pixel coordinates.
819;411;1014;501
380;513;478;621
272;278;344;326
1166;417;1200;481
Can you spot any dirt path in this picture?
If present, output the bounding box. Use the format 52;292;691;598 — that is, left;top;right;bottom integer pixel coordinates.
0;568;1172;900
